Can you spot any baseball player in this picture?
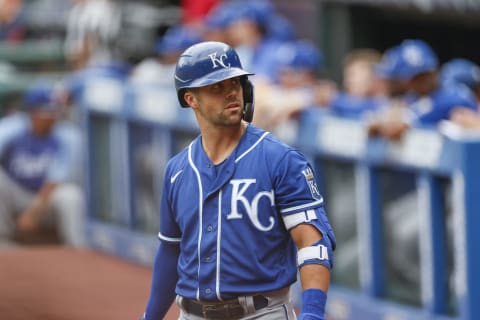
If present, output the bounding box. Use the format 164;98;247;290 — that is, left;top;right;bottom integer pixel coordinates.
140;41;336;320
0;82;85;246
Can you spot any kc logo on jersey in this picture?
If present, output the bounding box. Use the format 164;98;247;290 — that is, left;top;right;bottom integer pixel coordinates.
302;167;322;201
226;179;275;232
209;52;231;69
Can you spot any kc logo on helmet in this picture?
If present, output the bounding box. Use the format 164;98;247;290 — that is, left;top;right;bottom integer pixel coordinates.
209;52;231;69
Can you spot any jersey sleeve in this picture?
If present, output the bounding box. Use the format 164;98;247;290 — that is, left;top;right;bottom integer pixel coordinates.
0;113;28;155
274;150;336;247
274;150;324;214
158;161;181;243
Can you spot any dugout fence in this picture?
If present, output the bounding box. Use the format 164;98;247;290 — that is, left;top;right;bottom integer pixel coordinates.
81;77;480;320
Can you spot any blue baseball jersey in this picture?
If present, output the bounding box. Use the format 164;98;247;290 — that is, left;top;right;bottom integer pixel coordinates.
0;131;60;191
158;124;335;301
407;84;477;126
330;92;386;120
0;113;78;191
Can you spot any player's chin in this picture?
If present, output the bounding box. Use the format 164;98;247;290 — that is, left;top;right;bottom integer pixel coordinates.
223;108;243;122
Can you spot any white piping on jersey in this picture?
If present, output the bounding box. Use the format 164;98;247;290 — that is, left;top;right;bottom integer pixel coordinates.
280;198;324;214
216;189;223;301
157;232;181;242
188;141;204;301
235;131;270;163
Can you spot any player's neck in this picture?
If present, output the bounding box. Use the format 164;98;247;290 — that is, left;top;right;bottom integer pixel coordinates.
201;122;246;165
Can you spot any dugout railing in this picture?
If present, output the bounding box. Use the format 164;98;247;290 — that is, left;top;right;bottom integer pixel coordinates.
81;78;480;320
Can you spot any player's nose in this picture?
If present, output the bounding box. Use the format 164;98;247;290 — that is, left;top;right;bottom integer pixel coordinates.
225;82;241;99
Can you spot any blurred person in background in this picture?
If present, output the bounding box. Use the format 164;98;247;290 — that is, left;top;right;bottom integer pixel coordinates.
368;39;477;140
365;40;478;301
64;0;123;70
253;39;336;143
130;24;201;87
375;45;411;99
0;82;85;247
222;0;294;82
440;58;480;130
201;1;236;44
329;48;388;120
0;0;25;43
440;58;480;105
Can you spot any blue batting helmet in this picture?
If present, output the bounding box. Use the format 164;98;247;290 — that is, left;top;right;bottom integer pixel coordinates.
174;41;255;121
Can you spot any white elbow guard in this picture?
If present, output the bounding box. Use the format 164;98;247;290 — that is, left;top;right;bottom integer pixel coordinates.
297;237;333;270
283;209;317;230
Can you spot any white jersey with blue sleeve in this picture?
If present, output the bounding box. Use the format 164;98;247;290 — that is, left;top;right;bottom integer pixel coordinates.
157;124;335;302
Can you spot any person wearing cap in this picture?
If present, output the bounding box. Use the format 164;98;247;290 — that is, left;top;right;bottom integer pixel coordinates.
0;83;85;247
130;25;201;86
221;0;292;82
253;39;337;143
329;48;387;120
368;39;477;140
438;58;480;130
440;58;480;103
140;41;336;320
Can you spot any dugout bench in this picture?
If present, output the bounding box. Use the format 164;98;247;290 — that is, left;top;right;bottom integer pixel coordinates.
81;77;480;320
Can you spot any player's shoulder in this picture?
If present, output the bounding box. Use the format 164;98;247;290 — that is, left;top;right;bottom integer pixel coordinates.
244;124;305;160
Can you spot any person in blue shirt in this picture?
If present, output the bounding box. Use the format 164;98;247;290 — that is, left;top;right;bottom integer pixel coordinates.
0;83;85;247
329;48;387;120
440;58;480;107
368;39;477;140
253;39;337;143
441;59;480;129
140;41;335;320
221;0;293;83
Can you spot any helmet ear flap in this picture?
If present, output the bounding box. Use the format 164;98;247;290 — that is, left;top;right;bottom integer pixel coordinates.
241;77;254;122
178;88;189;108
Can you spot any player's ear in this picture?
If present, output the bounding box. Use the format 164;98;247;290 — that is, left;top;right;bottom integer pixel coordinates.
184;90;199;109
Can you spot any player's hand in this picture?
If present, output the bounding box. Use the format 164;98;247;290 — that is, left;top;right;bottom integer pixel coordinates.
379;120;409;141
16;211;41;233
450;107;480;129
299;312;324;320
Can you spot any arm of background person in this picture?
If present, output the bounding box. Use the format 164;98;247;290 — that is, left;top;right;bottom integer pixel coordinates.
16;182;58;232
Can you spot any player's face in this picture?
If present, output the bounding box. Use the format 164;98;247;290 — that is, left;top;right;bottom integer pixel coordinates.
29;109;58;136
187;77;244;127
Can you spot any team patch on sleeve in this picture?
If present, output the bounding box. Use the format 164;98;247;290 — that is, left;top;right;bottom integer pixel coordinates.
302;167;322;200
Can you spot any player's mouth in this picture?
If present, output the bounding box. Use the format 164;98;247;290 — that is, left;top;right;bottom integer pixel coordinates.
225;102;241;111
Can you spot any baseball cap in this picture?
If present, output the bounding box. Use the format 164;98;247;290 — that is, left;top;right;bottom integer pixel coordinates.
228;0;274;28
274;40;323;72
23;82;59;112
156;25;201;56
204;1;239;30
265;14;296;41
375;39;438;80
440;58;480;89
374;45;402;79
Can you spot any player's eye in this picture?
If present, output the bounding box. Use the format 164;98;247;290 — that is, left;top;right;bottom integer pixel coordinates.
210;83;222;92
